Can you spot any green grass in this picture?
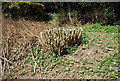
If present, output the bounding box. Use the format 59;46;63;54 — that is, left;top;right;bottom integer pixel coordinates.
82;24;119;33
65;24;119;33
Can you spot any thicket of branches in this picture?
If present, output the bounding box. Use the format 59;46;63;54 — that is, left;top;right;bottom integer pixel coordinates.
2;2;120;25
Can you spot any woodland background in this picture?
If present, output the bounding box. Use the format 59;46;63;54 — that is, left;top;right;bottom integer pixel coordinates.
2;2;120;26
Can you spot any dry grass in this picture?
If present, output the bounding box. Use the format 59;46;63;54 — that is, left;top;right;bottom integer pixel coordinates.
2;18;47;76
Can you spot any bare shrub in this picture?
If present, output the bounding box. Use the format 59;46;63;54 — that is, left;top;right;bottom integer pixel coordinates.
39;27;83;56
1;18;43;75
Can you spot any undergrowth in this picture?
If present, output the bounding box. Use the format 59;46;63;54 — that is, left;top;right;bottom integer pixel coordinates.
2;20;119;79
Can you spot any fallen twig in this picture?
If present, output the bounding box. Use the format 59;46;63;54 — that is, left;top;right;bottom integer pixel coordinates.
20;21;39;38
31;53;37;73
29;44;37;73
0;56;13;64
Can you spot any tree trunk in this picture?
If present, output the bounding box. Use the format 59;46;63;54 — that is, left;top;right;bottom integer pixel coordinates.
67;3;73;25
